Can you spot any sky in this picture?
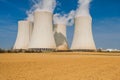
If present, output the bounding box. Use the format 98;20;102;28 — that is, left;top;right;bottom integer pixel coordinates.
0;0;120;49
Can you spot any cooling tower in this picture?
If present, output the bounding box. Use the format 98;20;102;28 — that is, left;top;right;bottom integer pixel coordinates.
71;16;96;50
13;21;33;50
28;11;56;50
54;24;69;50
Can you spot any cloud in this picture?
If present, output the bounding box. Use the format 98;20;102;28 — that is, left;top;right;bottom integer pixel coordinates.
26;0;57;21
53;10;75;26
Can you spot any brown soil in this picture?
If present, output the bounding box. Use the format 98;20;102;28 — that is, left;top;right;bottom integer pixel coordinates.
0;52;120;80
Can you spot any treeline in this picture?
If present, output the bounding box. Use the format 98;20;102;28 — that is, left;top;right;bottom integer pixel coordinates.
0;49;58;53
0;48;4;53
0;49;97;53
0;48;120;53
0;49;41;53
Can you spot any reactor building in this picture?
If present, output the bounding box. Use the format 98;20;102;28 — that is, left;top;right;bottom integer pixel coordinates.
28;11;56;50
54;24;69;50
71;16;96;50
13;7;96;51
13;21;33;50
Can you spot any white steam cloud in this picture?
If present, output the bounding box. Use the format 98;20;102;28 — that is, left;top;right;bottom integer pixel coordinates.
53;10;75;26
26;0;56;21
26;10;34;22
76;0;92;17
31;0;56;12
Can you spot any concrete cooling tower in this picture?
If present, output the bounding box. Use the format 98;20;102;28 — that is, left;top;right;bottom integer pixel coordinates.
28;11;56;50
71;16;96;50
13;21;33;50
54;24;69;50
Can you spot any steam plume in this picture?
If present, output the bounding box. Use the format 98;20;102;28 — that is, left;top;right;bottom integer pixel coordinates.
76;0;92;17
26;0;56;21
53;10;75;26
30;0;56;12
26;10;34;22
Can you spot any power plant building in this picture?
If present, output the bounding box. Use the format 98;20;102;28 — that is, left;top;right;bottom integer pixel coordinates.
13;21;33;50
13;9;96;51
54;24;69;50
71;16;96;50
28;11;56;50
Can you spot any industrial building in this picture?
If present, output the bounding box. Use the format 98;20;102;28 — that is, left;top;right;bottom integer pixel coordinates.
28;11;56;50
71;16;96;50
14;9;96;51
54;24;69;50
14;21;33;50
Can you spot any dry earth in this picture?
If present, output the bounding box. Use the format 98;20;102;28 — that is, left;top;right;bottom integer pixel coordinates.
0;52;120;80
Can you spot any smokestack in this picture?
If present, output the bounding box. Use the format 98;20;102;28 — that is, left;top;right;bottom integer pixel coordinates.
53;11;75;50
28;11;56;50
71;0;96;50
54;24;69;50
13;21;33;50
71;16;96;50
